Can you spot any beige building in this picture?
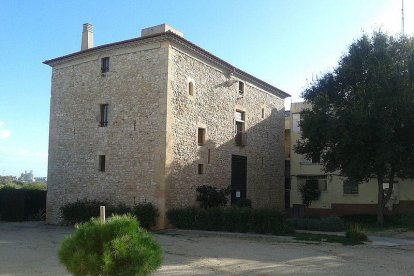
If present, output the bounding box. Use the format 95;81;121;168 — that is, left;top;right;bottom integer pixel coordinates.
287;102;414;216
44;23;290;227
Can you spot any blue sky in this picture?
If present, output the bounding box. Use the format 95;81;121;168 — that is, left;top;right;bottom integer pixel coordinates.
0;0;411;177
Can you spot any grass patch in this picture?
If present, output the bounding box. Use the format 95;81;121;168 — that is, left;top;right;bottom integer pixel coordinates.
293;232;366;245
342;214;414;232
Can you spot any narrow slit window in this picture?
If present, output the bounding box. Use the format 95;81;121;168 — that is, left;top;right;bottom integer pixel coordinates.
261;108;265;118
238;81;244;95
101;57;110;73
198;164;204;174
188;82;194;96
208;149;211;164
198;128;206;145
100;104;108;127
99;155;106;172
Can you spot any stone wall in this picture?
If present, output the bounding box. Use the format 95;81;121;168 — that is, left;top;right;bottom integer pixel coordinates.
46;42;169;224
165;46;285;210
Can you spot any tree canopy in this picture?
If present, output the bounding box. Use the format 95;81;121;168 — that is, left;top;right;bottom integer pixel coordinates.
295;32;414;223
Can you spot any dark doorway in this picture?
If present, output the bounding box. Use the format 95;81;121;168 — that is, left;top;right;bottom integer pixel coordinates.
231;155;247;204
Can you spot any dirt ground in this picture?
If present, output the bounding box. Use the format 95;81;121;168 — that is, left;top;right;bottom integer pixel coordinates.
1;222;414;276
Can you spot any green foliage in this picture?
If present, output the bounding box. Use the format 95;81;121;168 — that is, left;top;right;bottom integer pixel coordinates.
295;32;414;223
59;215;162;276
22;182;47;191
133;203;159;230
343;214;414;231
166;207;293;235
291;216;345;232
61;199;107;225
234;198;252;208
293;233;363;245
166;208;197;229
0;187;46;221
196;185;230;208
61;200;158;229
298;179;321;207
345;224;368;244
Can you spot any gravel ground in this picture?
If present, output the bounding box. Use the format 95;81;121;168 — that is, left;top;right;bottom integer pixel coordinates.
1;222;413;276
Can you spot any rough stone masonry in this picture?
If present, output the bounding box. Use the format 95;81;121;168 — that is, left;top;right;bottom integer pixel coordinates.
44;24;290;228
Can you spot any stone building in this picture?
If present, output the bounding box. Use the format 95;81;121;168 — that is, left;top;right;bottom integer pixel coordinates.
44;23;290;227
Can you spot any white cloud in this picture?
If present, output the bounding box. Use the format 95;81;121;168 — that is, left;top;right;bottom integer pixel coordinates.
0;121;11;139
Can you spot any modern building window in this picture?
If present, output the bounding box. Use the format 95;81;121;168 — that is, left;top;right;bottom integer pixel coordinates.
198;127;206;145
292;113;300;133
101;57;110;73
99;155;106;172
238;81;244;96
100;104;109;127
300;176;327;192
188;81;194;96
198;164;204;174
343;180;358;194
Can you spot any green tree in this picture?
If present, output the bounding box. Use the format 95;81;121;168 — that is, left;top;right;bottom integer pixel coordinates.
295;32;414;225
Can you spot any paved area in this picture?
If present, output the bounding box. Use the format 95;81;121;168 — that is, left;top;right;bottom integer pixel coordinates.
1;222;414;275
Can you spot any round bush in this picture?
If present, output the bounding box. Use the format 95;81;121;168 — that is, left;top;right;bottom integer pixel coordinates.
59;215;162;276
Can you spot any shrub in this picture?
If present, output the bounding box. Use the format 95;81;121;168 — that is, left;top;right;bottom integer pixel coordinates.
59;215;162;276
0;187;46;221
345;224;368;244
166;208;197;229
196;185;230;208
235;198;252;208
22;182;47;191
222;207;251;232
167;207;293;235
0;188;25;221
133;203;159;230
291;216;344;232
61;199;107;224
299;179;321;207
107;203;132;216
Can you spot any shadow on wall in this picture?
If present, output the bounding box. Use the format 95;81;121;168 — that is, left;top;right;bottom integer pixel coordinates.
164;108;286;213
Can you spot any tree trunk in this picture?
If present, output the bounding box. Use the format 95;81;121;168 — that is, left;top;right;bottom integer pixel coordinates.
377;168;395;226
377;178;384;225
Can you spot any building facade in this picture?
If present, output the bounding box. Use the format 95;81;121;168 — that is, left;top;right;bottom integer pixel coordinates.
287;102;414;216
44;24;289;227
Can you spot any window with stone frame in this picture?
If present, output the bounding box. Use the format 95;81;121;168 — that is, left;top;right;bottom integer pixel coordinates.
99;104;109;127
235;110;246;146
101;57;110;73
198;127;206;145
98;155;106;172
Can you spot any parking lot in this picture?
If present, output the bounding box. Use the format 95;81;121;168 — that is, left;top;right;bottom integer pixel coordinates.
1;222;414;275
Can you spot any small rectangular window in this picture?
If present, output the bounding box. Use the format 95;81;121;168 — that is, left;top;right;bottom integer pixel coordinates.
198;164;204;174
198;128;206;145
208;149;211;164
101;57;110;73
261;108;265;118
188;82;194;96
99;155;106;172
344;180;358;194
238;81;244;95
100;104;108;127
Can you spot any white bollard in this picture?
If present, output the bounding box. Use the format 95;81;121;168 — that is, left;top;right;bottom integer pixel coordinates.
100;206;106;224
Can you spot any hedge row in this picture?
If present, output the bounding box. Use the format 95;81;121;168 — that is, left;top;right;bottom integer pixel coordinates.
60;199;158;229
0;187;46;221
166;207;294;235
290;216;345;232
